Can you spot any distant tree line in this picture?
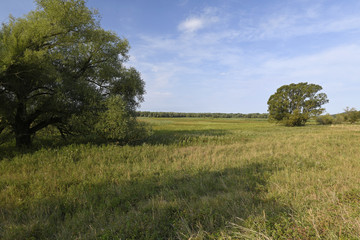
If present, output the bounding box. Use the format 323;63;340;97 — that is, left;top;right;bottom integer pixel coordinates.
137;111;269;118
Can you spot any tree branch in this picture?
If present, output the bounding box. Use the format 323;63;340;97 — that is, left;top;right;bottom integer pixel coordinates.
29;117;63;134
27;109;43;124
27;91;54;100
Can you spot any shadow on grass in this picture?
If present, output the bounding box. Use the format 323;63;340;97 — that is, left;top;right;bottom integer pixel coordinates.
0;135;108;161
0;129;228;161
1;161;295;240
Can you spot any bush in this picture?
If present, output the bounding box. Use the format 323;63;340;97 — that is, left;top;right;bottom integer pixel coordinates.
334;114;345;124
344;107;360;124
316;114;334;125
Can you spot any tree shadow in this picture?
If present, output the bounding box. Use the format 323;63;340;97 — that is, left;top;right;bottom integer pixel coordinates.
1;161;294;239
0;128;229;161
0;135;107;161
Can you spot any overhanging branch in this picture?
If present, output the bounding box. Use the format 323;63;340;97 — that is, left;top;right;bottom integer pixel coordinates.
29;117;63;134
27;91;54;100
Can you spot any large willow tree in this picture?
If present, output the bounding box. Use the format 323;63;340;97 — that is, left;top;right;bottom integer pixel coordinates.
267;82;328;126
0;0;145;147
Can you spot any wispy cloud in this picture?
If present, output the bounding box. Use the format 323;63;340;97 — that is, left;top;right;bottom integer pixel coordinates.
129;2;360;113
178;17;204;33
236;4;360;41
178;7;219;34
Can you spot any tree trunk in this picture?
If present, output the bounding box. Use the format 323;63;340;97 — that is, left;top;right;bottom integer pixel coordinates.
15;132;31;147
14;102;32;148
14;119;32;147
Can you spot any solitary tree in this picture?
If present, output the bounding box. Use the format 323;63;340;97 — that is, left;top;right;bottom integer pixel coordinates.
0;0;145;147
267;82;329;126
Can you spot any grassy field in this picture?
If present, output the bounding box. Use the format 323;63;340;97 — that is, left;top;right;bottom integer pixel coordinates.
1;118;360;239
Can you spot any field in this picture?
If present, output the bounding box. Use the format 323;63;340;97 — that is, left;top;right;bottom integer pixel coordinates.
1;118;360;239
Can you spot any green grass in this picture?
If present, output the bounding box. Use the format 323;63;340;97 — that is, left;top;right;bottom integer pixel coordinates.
1;118;360;239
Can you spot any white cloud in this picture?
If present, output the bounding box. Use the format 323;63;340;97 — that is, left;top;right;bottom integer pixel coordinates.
178;7;219;34
178;17;205;33
131;3;360;113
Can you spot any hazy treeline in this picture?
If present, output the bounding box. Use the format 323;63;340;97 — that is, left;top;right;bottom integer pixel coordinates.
137;111;269;118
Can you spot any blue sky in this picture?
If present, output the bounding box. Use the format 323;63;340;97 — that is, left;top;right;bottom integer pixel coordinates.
1;0;360;114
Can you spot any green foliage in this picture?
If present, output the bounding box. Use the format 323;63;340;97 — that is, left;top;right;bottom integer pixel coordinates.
267;82;329;126
283;109;308;126
95;96;151;144
0;127;12;146
343;107;360;124
334;114;345;124
316;114;334;125
0;117;13;145
0;0;145;147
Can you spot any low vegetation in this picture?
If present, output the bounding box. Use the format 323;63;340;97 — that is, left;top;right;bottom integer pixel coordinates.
1;118;360;239
317;108;360;125
316;114;335;125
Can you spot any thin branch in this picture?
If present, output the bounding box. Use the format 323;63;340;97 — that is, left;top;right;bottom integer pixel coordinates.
86;78;104;88
27;91;54;100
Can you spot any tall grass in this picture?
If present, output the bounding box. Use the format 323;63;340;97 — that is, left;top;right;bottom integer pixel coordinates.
1;118;360;239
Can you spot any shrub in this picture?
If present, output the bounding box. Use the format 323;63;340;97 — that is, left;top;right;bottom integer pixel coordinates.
316;114;334;125
344;107;360;124
334;114;345;124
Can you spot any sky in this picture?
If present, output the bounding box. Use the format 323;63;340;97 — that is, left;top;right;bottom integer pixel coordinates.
1;0;360;114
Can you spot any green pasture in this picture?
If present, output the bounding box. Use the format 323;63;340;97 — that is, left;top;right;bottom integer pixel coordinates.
1;118;360;239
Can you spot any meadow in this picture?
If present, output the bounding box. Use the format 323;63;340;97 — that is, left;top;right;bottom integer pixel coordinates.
1;118;360;239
